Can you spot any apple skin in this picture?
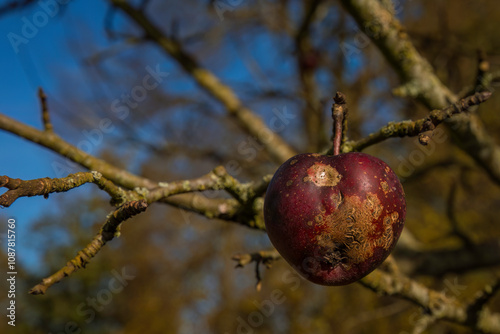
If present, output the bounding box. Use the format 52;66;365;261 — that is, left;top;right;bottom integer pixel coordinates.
264;152;406;286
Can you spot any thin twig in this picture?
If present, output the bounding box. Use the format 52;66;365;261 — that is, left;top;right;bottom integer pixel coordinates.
38;87;53;132
346;92;491;152
232;249;281;291
29;200;148;295
149;166;249;204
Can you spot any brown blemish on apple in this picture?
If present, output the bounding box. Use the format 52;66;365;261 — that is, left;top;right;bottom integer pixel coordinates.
290;159;298;165
380;181;389;194
286;180;293;186
391;211;399;222
374;211;401;250
375;224;393;250
330;192;343;209
315;192;388;266
303;163;342;187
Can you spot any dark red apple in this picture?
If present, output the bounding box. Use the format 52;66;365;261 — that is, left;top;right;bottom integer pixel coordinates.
264;152;406;286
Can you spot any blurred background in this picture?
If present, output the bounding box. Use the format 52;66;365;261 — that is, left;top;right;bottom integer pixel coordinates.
1;0;500;333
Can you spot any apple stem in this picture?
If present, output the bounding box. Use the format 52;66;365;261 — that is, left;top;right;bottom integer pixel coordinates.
332;92;349;156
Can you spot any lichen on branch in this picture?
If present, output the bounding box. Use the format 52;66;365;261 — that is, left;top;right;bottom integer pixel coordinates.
0;172;101;207
345;91;492;152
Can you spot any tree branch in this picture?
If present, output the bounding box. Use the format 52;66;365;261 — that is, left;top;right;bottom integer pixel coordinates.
346;91;491;152
38;87;53;132
0;172;100;207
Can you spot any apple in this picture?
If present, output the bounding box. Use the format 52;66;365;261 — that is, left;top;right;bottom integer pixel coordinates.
264;152;406;285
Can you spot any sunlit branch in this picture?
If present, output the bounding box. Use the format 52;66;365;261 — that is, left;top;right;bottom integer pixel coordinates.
345;92;491;152
148;166;249;204
0;172;99;207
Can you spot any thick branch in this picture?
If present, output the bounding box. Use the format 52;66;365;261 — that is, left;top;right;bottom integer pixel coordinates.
110;0;297;164
0;172;98;207
340;0;500;185
29;200;148;295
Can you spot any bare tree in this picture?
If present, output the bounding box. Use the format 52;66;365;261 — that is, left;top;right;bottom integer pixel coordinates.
1;0;500;333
